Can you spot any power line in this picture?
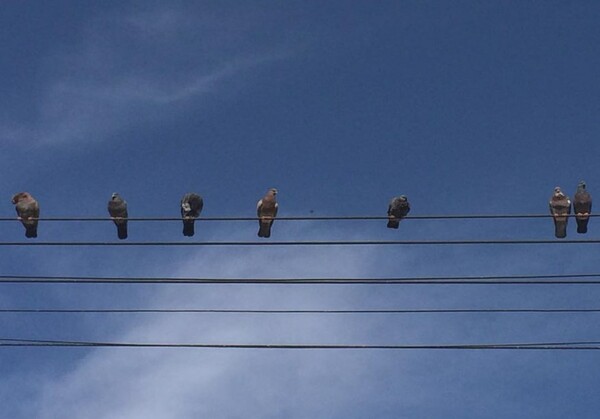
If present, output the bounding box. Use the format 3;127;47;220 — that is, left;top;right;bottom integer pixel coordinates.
2;308;600;314
1;239;600;246
0;214;596;222
1;338;600;350
2;273;600;284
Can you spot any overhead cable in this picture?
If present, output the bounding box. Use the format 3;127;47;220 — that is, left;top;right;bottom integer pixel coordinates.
1;239;600;246
2;338;600;350
2;308;600;314
0;213;597;222
2;273;600;284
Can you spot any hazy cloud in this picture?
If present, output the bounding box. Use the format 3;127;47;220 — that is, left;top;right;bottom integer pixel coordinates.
1;5;288;147
32;246;382;419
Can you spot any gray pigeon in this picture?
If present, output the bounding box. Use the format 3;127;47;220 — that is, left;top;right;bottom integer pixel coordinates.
549;187;571;239
257;188;278;238
108;193;128;239
387;195;410;229
574;181;592;234
11;192;39;238
181;193;204;237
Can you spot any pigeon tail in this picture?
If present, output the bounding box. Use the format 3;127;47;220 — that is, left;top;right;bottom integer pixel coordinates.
258;220;272;238
387;217;400;229
183;220;195;237
554;220;567;239
25;226;38;238
576;217;589;234
117;224;128;240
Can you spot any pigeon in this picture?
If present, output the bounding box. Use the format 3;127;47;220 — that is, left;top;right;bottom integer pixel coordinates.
387;195;410;229
108;193;128;239
11;192;39;238
181;193;204;237
549;187;571;239
257;188;278;238
573;181;592;234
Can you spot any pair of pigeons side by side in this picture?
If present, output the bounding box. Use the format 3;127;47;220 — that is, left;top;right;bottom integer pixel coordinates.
9;192;134;240
107;192;206;240
111;190;278;239
549;181;593;238
9;192;135;240
180;189;279;238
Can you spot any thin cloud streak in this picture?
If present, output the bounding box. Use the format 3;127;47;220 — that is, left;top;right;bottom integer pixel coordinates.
1;6;288;148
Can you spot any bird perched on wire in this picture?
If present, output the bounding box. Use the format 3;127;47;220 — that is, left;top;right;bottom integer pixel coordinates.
257;188;278;238
387;195;410;229
549;187;571;239
108;193;128;239
573;181;592;234
181;193;204;237
11;192;39;238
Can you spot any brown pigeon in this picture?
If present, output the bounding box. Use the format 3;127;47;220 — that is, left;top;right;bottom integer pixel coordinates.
108;193;128;239
549;187;571;239
387;196;410;229
181;193;204;237
574;181;592;234
11;192;39;238
257;188;278;238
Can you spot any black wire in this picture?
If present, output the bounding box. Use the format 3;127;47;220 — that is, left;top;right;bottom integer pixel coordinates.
0;214;597;222
1;239;600;246
2;273;600;284
0;274;600;285
0;272;600;284
2;308;600;314
1;338;600;350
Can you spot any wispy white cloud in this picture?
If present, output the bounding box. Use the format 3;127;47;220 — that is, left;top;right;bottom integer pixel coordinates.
6;220;598;418
1;6;288;148
31;245;383;419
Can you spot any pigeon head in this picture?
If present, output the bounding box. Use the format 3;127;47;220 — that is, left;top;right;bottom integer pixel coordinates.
181;202;191;212
553;187;564;197
578;181;587;190
399;195;408;202
111;193;120;201
269;188;278;196
11;192;30;204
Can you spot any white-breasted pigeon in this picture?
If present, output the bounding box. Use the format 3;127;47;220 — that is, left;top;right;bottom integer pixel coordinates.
574;181;592;234
11;192;39;238
108;193;128;239
181;193;204;237
387;195;410;229
549;187;571;239
257;188;278;238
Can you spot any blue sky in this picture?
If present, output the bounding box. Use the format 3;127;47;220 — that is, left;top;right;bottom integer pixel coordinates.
2;1;600;418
